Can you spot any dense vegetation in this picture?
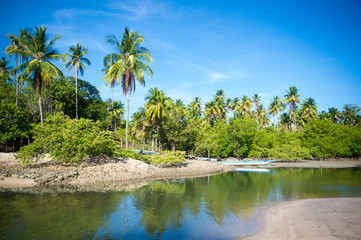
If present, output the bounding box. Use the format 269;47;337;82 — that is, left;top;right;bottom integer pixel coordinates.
1;26;360;163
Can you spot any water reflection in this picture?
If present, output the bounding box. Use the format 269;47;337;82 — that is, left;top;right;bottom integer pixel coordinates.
1;168;361;240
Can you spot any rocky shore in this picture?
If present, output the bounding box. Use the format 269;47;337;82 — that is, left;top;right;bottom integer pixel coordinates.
0;153;236;190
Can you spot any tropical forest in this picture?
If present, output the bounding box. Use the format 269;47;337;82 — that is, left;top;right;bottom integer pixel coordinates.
1;26;361;163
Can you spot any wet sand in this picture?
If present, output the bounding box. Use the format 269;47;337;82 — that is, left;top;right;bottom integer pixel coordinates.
243;198;361;240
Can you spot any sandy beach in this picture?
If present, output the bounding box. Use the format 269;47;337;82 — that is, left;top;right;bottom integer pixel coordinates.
243;198;361;240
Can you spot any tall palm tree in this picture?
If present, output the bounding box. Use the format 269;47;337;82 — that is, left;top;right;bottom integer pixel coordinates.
318;110;329;121
5;29;27;106
131;107;148;138
268;96;284;130
144;88;171;121
279;112;293;132
9;26;64;124
256;105;269;129
328;107;340;124
239;95;253;118
284;86;301;130
189;97;202;119
341;104;360;125
103;27;153;148
232;97;241;116
252;94;262;110
65;43;91;119
214;90;227;120
252;94;262;129
204;100;221;125
301;98;317;120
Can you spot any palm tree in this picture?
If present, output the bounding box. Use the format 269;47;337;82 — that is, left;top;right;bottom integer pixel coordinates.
232;97;241;117
252;94;262;110
204;100;220;125
144;88;171;121
65;43;91;119
239;95;253;118
103;27;153;148
9;26;64;124
318;110;329;121
252;94;262;129
131;107;148;138
341;104;360;125
279;112;293;132
5;29;27;106
328;107;340;124
0;57;12;81
284;86;301;130
257;105;269;129
268;96;284;130
301;98;317;120
214;90;227;120
189;97;202;119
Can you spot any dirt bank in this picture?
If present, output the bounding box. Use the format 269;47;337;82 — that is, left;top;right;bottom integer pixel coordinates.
242;198;361;240
0;153;236;189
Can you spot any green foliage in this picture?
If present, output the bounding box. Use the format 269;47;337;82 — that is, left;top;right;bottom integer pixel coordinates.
148;151;186;166
16;113;116;163
249;128;312;160
114;149;151;163
301;119;361;158
0;99;33;144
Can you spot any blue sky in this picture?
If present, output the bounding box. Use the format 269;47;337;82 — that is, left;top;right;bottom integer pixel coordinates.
1;0;360;117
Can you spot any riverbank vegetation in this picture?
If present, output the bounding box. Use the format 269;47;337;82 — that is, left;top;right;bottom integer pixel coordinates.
1;26;360;162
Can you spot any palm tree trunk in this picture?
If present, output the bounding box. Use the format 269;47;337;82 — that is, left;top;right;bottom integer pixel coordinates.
39;93;43;125
75;71;78;119
15;65;19;107
112;87;114;135
125;91;130;149
273;115;276;130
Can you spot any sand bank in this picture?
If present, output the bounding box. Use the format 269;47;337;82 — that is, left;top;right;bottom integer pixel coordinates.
0;153;236;189
243;198;361;240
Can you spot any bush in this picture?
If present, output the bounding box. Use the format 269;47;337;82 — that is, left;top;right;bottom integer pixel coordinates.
114;149;151;163
148;150;186;166
16;113;117;163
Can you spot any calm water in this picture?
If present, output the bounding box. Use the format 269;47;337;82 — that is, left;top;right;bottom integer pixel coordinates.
1;168;361;240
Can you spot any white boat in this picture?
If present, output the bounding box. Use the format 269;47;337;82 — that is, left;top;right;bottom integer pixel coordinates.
233;168;272;173
220;160;276;165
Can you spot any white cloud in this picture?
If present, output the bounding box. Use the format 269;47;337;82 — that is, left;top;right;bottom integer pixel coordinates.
110;0;177;21
53;8;117;21
208;72;228;83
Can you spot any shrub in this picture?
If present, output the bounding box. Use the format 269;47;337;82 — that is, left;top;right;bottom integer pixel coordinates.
114;149;151;163
148;150;186;166
16;113;117;163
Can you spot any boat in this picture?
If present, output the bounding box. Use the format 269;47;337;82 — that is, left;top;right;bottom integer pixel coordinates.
233;168;272;173
220;160;276;165
132;150;157;155
200;157;218;162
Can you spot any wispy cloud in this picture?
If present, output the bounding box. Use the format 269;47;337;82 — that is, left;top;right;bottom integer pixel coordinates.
208;72;228;83
53;8;117;21
110;0;178;21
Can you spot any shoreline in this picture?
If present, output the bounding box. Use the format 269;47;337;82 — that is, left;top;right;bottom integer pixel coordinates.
1;152;360;190
242;198;361;240
0;153;236;190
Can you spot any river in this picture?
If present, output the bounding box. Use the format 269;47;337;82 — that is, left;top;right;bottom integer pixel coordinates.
1;167;360;239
